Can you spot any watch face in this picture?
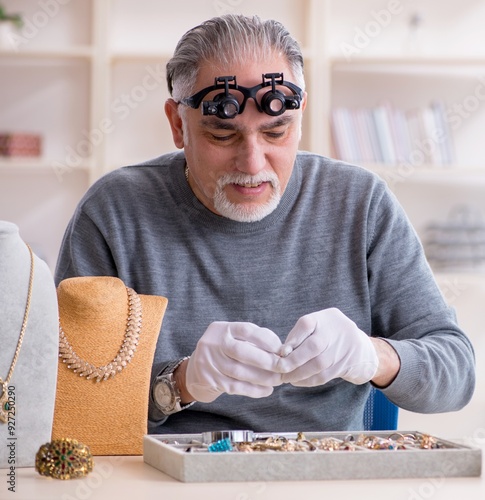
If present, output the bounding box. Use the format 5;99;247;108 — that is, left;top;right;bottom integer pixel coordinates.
155;380;174;410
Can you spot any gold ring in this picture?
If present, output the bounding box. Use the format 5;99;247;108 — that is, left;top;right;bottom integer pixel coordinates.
35;438;93;480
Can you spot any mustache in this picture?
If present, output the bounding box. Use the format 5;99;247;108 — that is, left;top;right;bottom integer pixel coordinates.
216;171;280;189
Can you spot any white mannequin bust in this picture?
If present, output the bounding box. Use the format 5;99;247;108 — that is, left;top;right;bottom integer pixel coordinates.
0;221;58;467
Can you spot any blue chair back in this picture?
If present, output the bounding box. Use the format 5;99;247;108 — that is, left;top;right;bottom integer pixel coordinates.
363;387;399;431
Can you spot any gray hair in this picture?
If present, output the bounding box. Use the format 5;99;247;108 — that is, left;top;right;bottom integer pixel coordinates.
166;14;305;102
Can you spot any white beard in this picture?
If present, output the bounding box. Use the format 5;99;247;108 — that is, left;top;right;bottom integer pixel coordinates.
213;171;281;222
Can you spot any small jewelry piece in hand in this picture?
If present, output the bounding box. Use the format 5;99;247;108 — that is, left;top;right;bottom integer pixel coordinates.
35;438;94;480
279;345;293;357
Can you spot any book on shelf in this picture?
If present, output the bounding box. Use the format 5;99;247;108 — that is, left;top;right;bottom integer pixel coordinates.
330;100;456;167
424;204;485;272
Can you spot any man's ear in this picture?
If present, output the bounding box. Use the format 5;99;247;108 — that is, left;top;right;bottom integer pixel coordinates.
165;98;185;149
300;91;308;112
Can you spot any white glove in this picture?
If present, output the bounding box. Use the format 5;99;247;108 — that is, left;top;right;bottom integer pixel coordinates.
278;308;379;387
185;321;284;403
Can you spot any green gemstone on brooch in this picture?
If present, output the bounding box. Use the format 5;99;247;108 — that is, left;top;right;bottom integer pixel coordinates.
3;402;9;411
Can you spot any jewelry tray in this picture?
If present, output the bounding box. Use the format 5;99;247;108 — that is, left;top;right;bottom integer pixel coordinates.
143;431;482;482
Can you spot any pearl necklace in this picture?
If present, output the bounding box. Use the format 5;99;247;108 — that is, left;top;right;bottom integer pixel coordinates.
58;287;142;383
0;244;35;423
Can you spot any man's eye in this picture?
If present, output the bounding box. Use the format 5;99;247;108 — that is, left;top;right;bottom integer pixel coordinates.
211;134;234;142
265;130;286;139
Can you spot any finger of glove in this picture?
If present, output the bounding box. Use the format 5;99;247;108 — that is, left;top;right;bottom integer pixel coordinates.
282;308;355;354
188;378;274;402
221;377;275;399
202;322;281;354
282;314;319;350
196;322;282;372
287;368;336;387
288;359;378;387
281;338;379;385
223;333;283;373
281;353;331;384
277;329;329;373
186;342;282;399
217;355;283;387
229;323;283;354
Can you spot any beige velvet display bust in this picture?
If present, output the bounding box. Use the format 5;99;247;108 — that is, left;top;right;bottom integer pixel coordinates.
52;276;168;455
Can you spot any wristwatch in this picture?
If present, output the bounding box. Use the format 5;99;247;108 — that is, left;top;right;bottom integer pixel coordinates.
153;357;193;416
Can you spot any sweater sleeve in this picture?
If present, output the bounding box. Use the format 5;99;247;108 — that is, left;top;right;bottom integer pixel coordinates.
366;183;475;413
381;318;475;413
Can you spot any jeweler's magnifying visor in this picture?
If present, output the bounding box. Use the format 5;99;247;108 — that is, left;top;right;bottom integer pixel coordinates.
180;73;303;119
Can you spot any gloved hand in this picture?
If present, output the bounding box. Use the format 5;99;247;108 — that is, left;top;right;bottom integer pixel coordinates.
278;308;379;387
185;321;284;403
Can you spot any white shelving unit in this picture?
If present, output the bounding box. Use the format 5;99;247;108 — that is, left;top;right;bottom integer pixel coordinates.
1;0;485;277
0;0;484;438
0;0;322;269
0;0;94;268
326;0;485;280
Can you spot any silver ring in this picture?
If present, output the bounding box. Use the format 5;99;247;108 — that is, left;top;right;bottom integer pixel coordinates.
202;430;254;444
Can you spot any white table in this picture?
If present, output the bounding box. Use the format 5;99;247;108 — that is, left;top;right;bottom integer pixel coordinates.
3;451;484;500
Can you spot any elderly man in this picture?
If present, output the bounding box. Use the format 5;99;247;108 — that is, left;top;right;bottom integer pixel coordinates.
55;14;475;434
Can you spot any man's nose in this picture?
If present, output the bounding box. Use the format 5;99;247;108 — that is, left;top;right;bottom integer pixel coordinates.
234;136;266;175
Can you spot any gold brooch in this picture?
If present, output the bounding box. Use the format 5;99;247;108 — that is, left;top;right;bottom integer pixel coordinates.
35;438;94;480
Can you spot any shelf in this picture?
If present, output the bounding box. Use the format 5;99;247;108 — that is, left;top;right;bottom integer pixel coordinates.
0;46;93;59
109;50;171;63
331;54;485;67
364;164;485;184
434;271;485;287
331;60;485;80
0;158;91;172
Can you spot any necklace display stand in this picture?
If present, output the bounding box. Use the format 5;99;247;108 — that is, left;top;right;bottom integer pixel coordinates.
52;276;168;455
0;221;58;468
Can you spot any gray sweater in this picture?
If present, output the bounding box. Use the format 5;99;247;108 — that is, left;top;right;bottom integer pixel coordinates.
55;151;475;434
